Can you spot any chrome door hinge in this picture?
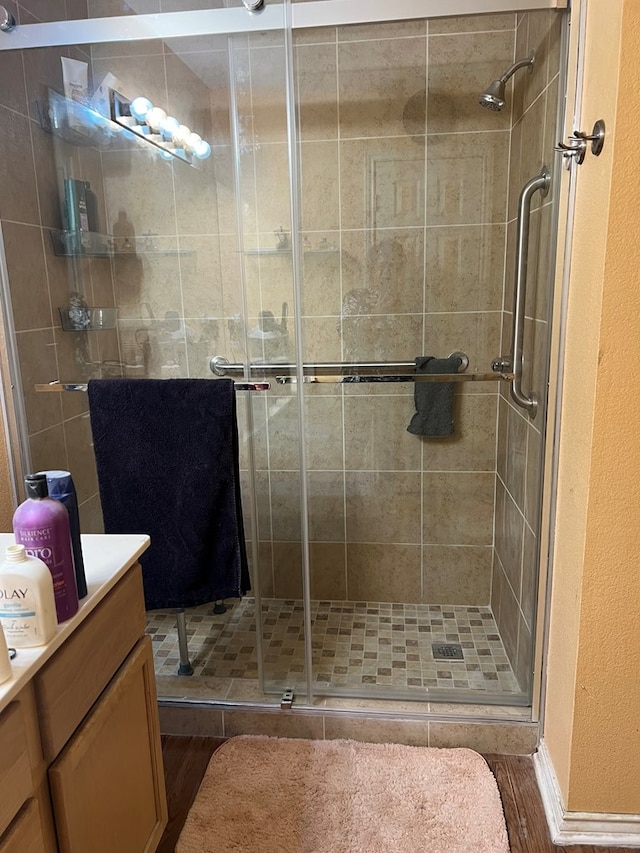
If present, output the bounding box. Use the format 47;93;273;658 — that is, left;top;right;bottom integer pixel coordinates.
556;119;605;167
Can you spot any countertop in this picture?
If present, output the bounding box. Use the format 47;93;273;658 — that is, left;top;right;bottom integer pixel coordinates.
0;533;150;714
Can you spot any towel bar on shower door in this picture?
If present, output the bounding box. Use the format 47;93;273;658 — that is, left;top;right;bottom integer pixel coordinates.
34;377;268;676
209;354;476;378
35;380;271;392
209;353;515;386
274;372;512;385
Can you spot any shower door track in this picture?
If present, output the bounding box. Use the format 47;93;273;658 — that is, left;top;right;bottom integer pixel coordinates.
0;0;568;51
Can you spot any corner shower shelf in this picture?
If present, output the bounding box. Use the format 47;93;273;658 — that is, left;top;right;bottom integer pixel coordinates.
50;230;195;259
51;230;115;258
58;306;117;331
36;93;109;149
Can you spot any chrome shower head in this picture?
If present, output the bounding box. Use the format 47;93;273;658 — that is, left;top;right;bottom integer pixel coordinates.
479;79;506;111
479;51;535;112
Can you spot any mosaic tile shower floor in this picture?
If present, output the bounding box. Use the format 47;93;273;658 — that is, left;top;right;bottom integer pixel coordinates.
147;598;520;695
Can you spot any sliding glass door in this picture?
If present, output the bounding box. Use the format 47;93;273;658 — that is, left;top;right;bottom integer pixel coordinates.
0;1;566;707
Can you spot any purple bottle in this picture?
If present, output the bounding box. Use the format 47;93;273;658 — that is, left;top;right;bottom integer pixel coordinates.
12;473;79;623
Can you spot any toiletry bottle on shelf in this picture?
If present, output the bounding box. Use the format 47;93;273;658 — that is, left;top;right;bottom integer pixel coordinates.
0;544;57;648
13;474;79;624
0;624;12;684
67;291;91;330
38;470;88;599
63;178;81;254
84;182;100;233
77;182;89;232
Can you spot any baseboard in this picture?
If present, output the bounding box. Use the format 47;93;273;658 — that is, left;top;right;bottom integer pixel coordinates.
534;740;640;847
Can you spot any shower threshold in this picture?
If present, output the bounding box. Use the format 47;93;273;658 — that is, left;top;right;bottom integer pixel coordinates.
147;598;523;701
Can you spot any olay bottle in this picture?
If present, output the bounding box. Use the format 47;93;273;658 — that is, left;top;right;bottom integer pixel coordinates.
12;473;79;623
0;544;57;647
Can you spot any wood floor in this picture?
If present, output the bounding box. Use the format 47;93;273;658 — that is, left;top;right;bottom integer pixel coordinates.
158;735;631;853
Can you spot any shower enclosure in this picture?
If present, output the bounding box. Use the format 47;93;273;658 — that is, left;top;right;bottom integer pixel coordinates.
0;0;566;711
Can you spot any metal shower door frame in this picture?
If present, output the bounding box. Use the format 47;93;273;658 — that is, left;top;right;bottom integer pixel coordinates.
0;0;567;51
0;0;574;714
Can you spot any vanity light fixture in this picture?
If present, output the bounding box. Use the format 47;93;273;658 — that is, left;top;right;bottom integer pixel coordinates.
110;90;212;165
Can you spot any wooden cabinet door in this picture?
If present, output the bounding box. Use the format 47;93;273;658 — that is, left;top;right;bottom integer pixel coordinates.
48;636;167;853
35;566;146;763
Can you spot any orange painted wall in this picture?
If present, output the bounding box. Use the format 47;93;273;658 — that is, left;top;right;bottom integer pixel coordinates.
543;0;640;814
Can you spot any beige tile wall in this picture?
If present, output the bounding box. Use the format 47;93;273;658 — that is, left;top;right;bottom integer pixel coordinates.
0;1;106;523
87;0;227;15
254;14;524;607
158;703;539;754
0;5;240;530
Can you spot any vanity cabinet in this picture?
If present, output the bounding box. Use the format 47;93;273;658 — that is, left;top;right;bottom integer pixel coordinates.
0;687;56;852
0;551;167;853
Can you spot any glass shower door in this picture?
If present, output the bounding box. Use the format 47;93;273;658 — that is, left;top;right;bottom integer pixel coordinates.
0;2;307;700
226;21;310;698
294;8;564;703
0;1;566;709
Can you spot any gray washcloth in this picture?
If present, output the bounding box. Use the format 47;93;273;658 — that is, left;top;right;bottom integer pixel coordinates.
407;355;462;437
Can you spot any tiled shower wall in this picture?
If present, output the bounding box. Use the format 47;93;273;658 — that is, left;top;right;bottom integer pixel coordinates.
0;0;240;529
0;0;104;527
254;14;518;606
247;11;563;691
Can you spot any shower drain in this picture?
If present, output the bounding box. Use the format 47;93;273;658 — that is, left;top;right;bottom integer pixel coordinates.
431;643;464;661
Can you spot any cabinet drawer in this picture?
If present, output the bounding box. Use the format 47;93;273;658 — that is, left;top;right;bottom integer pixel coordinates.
0;702;33;837
34;564;146;762
0;800;47;853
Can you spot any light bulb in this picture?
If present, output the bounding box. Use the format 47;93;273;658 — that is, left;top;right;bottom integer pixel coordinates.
160;115;180;141
193;139;211;160
173;124;192;148
146;107;167;132
158;148;173;161
130;96;152;122
186;132;202;153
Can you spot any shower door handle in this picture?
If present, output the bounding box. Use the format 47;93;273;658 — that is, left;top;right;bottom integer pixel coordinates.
495;167;551;418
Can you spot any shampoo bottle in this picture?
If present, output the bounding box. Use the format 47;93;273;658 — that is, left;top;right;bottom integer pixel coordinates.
84;182;100;233
13;473;79;623
0;544;57;647
39;470;87;599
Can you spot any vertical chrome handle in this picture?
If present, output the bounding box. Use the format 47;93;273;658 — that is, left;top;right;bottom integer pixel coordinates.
509;167;551;418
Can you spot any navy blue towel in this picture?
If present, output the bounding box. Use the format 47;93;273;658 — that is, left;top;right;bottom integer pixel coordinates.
87;378;250;610
406;355;462;438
